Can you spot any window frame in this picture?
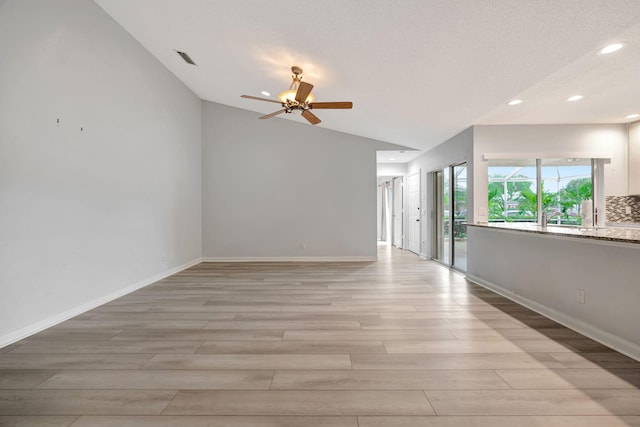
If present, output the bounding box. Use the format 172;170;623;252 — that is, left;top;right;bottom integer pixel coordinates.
487;157;604;227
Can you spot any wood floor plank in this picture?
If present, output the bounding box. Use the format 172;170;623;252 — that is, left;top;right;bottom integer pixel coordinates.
0;390;177;415
283;330;457;341
162;390;435;415
351;353;566;370
111;330;284;341
36;369;273;390
0;416;79;427
281;305;417;313
89;312;236;321
426;389;640;415
548;352;640;369
270;369;510;390
0;354;152;370
26;330;124;341
450;328;587;340
148;305;283;313
197;340;386;354
360;319;526;330
143;354;351;370
357;416;640;427
69;416;358;427
9;340;202;354
496;368;640;389
202;320;361;330
0;370;59;389
384;339;576;354
233;313;380;321
52;320;208;330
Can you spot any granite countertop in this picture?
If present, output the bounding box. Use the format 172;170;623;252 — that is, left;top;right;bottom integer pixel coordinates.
467;222;640;244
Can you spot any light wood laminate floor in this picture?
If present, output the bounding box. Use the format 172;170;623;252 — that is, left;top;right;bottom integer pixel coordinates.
2;244;640;426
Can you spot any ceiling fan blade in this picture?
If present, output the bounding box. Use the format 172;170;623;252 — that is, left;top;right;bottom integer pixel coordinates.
259;109;287;120
309;102;353;109
241;95;282;104
295;82;314;103
301;109;321;125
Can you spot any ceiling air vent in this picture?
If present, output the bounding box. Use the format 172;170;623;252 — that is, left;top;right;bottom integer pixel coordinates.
176;50;196;66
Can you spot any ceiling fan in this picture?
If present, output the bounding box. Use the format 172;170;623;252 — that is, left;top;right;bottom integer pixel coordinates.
241;66;353;125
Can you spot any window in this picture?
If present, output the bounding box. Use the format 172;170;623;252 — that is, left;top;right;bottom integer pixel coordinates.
488;159;537;222
488;157;600;226
541;158;592;226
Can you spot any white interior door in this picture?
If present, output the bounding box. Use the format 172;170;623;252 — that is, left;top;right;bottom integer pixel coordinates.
392;177;403;248
407;172;421;254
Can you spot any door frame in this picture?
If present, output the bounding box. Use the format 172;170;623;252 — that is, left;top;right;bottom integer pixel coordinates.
407;170;421;255
430;162;467;272
392;176;403;249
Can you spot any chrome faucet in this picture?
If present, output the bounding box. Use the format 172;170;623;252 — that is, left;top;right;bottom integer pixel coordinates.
541;210;561;227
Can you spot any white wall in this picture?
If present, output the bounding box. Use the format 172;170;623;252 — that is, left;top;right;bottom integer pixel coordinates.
377;162;407;177
0;0;202;345
467;226;640;361
407;127;474;258
473;124;628;223
629;121;640;195
201;101;402;260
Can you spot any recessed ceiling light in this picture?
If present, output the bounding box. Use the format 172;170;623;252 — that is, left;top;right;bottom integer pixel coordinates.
599;43;624;55
507;99;523;106
389;158;395;161
261;91;271;97
626;113;640;119
566;95;583;102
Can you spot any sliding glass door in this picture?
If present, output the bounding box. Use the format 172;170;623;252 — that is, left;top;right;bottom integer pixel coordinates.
434;168;450;265
452;164;467;271
433;163;467;272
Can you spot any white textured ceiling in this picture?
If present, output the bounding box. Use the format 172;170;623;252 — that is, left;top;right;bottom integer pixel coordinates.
95;0;640;154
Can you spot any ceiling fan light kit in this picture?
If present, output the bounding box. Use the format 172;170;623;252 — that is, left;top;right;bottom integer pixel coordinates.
241;66;352;125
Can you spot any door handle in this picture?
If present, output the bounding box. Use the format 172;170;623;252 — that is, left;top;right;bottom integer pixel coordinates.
416;219;420;222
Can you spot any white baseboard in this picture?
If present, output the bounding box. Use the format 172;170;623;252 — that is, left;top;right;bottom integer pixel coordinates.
0;257;202;349
202;256;377;262
466;274;640;363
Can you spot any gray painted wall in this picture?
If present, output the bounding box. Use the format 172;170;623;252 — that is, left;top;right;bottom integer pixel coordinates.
0;0;202;343
201;101;400;259
467;226;640;361
407;127;474;258
630;121;640;195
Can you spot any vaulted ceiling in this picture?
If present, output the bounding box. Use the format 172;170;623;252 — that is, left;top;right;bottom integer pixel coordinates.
96;0;640;159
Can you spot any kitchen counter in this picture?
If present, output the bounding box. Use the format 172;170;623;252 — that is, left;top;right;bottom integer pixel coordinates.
467;222;640;244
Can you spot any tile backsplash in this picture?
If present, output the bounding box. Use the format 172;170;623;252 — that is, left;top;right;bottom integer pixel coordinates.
606;195;640;223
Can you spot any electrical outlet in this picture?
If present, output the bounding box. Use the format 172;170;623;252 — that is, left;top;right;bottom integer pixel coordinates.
576;289;586;304
626;206;632;215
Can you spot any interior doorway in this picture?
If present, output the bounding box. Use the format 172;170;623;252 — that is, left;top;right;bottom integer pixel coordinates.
378;177;404;248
